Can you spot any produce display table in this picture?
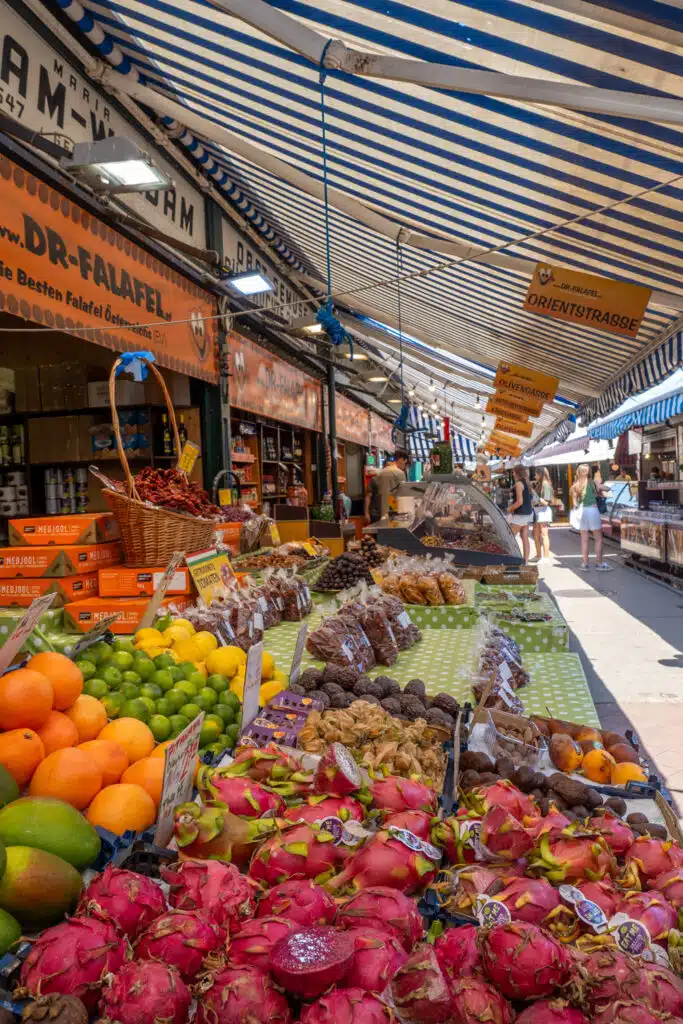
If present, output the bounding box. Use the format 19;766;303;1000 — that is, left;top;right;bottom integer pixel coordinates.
521;653;600;727
483;594;569;653
475;583;538;598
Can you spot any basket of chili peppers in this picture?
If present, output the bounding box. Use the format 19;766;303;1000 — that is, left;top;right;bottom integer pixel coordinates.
102;356;218;565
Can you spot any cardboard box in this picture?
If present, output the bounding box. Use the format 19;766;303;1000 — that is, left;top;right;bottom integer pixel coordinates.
9;513;120;547
144;370;191;408
98;566;192;598
0;541;122;577
0;572;99;607
87;381;145;408
28;416;80;463
15;367;41;412
41;363;89;411
63;595;192;634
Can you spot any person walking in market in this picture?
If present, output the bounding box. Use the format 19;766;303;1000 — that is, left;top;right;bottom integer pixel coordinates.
365;449;409;522
507;466;534;563
570;463;612;572
532;467;555;562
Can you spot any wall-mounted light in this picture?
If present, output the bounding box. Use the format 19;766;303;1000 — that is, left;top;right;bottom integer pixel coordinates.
387;398;401;404
223;271;275;296
63;137;172;194
368;376;388;382
408;388;415;397
475;395;481;410
344;353;368;360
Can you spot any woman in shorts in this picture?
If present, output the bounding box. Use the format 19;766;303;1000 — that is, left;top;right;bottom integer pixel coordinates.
533;467;555;562
570;463;611;571
507;466;534;563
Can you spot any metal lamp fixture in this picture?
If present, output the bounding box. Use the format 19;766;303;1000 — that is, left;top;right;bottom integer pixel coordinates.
63;137;172;194
224;270;275;296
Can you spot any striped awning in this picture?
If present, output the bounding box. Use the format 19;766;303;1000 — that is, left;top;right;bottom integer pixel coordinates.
588;370;683;440
45;0;683;420
452;433;478;462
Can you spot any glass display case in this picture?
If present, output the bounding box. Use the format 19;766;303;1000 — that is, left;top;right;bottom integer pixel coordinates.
601;481;638;541
370;476;522;566
620;511;667;561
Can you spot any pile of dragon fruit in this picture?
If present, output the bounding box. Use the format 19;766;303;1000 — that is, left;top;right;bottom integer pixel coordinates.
13;743;683;1024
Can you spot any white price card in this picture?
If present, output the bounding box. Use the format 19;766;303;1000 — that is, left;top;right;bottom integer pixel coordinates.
139;551;186;631
0;593;56;673
240;642;263;736
155;713;205;847
289;622;308;687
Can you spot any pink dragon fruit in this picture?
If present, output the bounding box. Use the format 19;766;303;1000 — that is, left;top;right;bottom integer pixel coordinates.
315;743;362;797
480;805;533;861
337;886;424;950
448;864;525;915
652;866;683;906
227;916;298;971
641;961;683;1016
577;879;620;918
326;827;440;895
435;924;481;983
223;743;302;785
270;926;355;999
299;988;395;1024
97;961;191;1024
516;999;589;1024
529;827;617;883
77;865;166;939
589;814;634;856
431;814;479;865
283;794;365;825
163;859;257;933
466;780;538;823
173;801;278;868
616;890;678;946
390;944;452;1023
19;914;128;1012
134;910;225;981
343;926;407;993
578;949;647;1013
625;836;683;886
249;822;349;887
478;922;573;1000
450;976;514;1024
528;807;572;842
371;776;438;815
384;809;435;839
196;768;284;818
491;876;561;927
256;880;336;926
194;963;291;1024
592;1005;681;1024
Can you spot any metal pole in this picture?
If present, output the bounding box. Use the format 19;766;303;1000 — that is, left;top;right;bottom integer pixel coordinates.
327;360;340;513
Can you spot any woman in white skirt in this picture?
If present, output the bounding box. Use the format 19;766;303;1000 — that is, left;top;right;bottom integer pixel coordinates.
507;466;534;563
570;463;611;571
533;467;554;562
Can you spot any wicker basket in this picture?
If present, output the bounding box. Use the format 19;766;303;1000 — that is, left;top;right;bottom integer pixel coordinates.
102;357;217;566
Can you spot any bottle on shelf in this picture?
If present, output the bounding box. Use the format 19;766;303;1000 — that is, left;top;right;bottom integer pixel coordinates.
0;426;9;467
178;413;188;449
11;424;23;465
162;413;173;456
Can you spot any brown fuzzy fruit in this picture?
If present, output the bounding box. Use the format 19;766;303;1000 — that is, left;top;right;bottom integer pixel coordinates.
608;743;640;765
626;811;648;825
460;751;495;774
550;733;583;773
601;730;633;750
579;739;604;755
585;789;604;809
21;995;88;1024
575;727;601;744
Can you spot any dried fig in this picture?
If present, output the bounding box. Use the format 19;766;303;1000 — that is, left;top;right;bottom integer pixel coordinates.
601;730;634;750
608;743;640;765
603;796;627;816
460;751;495;773
626;811;648;825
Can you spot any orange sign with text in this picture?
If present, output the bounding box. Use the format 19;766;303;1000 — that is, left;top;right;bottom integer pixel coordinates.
494;362;559;413
0;157;218;381
524;264;651;339
495;417;533;438
336;395;370;447
489;431;522;456
486;396;533;422
227;331;322;431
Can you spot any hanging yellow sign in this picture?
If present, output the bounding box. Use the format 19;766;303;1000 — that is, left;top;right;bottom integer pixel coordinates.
495;417;533;438
489;431;522;456
486;396;533;422
524;264;651;339
494;362;559;410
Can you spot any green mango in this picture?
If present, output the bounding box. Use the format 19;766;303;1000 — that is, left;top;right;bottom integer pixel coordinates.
0;797;101;871
0;766;19;810
0;846;82;928
0;907;20;954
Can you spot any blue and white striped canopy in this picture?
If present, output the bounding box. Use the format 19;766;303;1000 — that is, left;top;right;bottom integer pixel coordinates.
47;0;683;430
588;367;683;439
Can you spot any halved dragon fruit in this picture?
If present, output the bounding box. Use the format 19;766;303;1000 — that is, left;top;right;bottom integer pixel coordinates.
270;926;355;999
228;916;299;971
256;880;337;927
194;963;291;1024
315;744;362;797
343;926;407;993
134;910;225;981
336;886;424;950
299;988;395;1023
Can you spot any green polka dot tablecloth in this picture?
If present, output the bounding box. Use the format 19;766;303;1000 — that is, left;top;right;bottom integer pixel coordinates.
484;594;569;653
521;653;600;727
476;583;538;597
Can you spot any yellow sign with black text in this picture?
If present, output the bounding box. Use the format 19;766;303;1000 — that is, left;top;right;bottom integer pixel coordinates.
524;264;651;339
486;396;533;422
489;431;522;456
494;417;533;438
185;548;235;606
494;362;559;412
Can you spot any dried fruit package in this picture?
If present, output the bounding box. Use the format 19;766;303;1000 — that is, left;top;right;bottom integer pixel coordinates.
255;575;282;629
306;613;376;672
376;594;421;650
276;573;312;621
399;573;427;605
439;572;466;605
342;598;399;666
417;574;445;606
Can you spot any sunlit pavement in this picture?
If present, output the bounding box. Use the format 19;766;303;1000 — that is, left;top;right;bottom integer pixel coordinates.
535;528;683;806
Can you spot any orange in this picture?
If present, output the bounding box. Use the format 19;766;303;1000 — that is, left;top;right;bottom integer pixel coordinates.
78;740;129;787
0;668;53;730
611;762;648;786
121;757;165;806
150;740;174;760
582;748;616;784
86;783;156;835
36;710;79;755
98;719;155;764
64;695;108;743
29;747;102;810
0;728;45;786
29;652;83;711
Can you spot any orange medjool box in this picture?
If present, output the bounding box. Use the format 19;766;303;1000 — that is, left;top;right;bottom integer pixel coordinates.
63;595;192;634
98;566;192;598
0;572;99;607
9;513;120;546
0;542;122;577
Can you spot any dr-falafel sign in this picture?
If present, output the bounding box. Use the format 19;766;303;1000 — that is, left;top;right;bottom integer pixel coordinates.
524;264;651;339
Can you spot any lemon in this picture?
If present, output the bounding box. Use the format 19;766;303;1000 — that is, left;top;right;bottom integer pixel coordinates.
171;618;196;635
139;645;168;659
194;631;218;656
206;646;243;679
135;628;164;646
272;669;288;686
261;650;275;681
260;679;284;705
194;661;207;679
229;675;245;700
172;638;203;662
163;625;193;645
